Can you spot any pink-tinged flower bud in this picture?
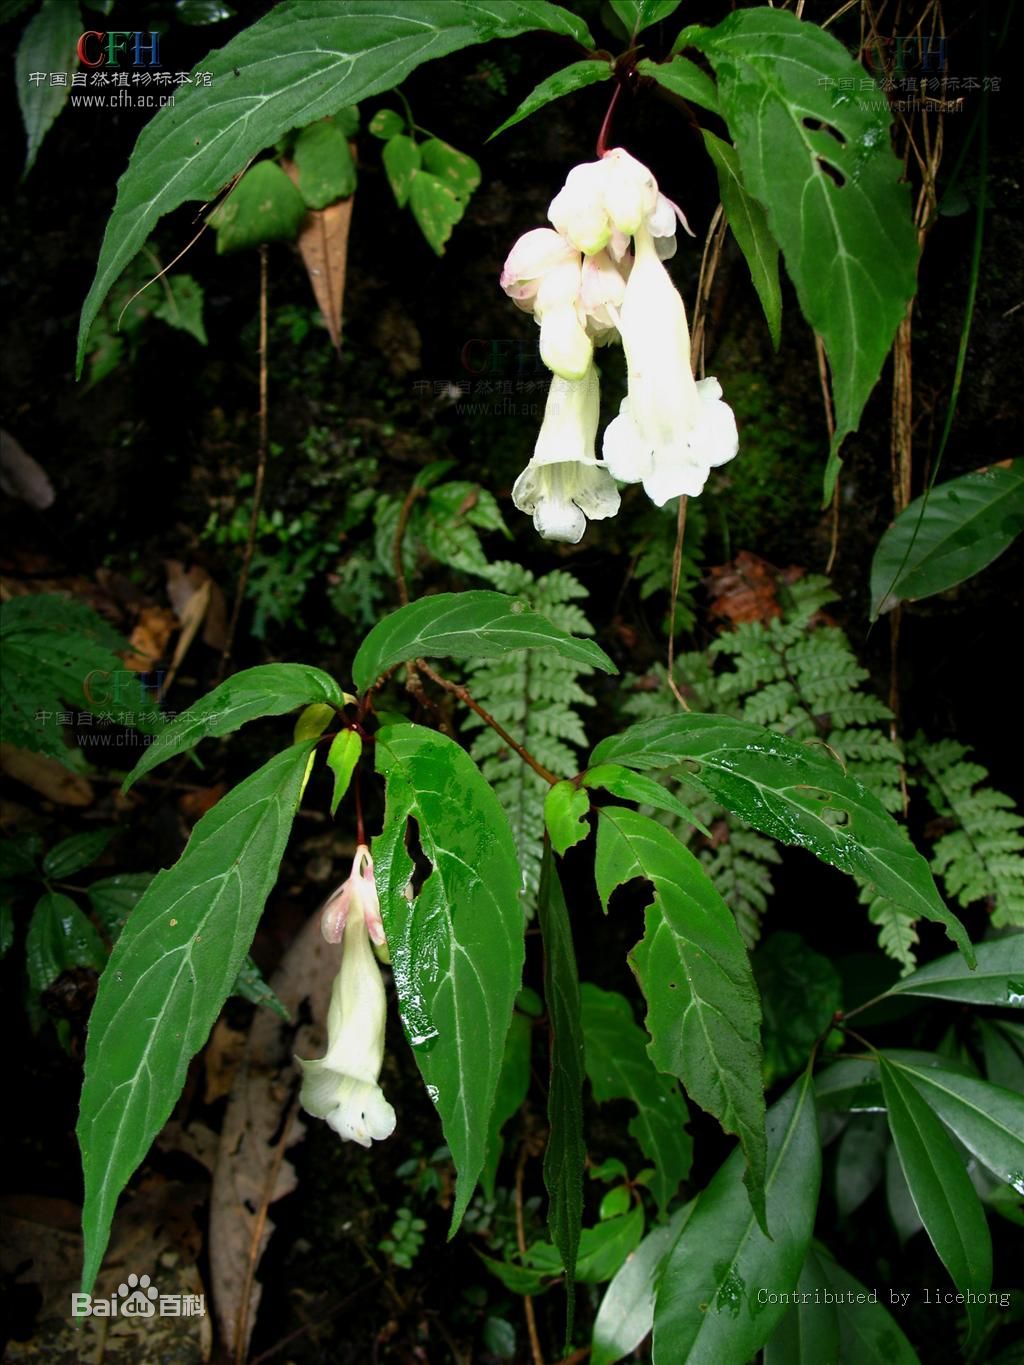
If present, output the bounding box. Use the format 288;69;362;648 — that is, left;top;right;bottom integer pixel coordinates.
299;845;395;1147
500;227;579;312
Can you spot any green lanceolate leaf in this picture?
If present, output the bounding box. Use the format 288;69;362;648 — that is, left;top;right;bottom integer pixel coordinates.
352;590;615;692
581;983;692;1216
123;662;345;789
834;1113;888;1217
77;740;314;1292
882;1054;1024;1197
701;129;782;348
591;714;974;964
480;1208;645;1297
26;892;107;997
326;728;361;816
816;1243;920;1363
583;763;710;835
16;0;81;176
653;1069;820;1362
232;953;290;1020
537;845;586;1339
595;806;766;1229
684;7;919;497
870;460;1024;617
481;1009;532;1200
371;723;525;1232
885;936;1024;1008
544;781;590;855
763;1243;841;1365
879;1056;992;1340
637;54;719;116
591;1203;692;1365
209;160;307;252
610;0;682;37
489;60;613;140
75;0;594;372
42;829;115;879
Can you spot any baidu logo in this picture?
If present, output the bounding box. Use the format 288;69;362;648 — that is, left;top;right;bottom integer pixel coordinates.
71;1272;205;1319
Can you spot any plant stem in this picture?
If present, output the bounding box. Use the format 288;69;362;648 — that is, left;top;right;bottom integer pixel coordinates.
416;660;560;786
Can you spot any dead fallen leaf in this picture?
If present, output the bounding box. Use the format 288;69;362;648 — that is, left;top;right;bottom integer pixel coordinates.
203;1016;248;1104
706;551;785;627
165;560;228;652
158;1120;220;1174
0;745;94;806
209;905;338;1361
126;605;178;673
0;429;55;509
283;157;353;350
179;783;227;823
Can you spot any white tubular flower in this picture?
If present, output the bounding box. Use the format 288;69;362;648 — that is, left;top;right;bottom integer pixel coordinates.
298;845;396;1148
602;223;737;506
534;256;592;380
548;148;678;261
512;362;620;543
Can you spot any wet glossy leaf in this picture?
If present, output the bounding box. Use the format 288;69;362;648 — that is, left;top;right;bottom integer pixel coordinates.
879;1056;992;1340
372;723;524;1233
591;714;973;964
815;1057;884;1112
637;54;719;115
490;59;612;139
16;0;81;175
209;161;307;252
980;1019;1024;1092
610;0;682;36
581;983;693;1216
42;829;115;879
702;129;781;347
752;931;841;1084
684;7;918;496
595;807;766;1229
882;1054;1024;1196
78;741;315;1292
544;781;590;855
353;590;615;692
885;936;1024;1008
591;1203;692;1365
123;662;345;789
26;891;106;996
294;118;357;207
871;461;1024;617
583;762;710;835
763;1243;840;1365
537;846;586;1335
653;1071;820;1362
76;0;594;370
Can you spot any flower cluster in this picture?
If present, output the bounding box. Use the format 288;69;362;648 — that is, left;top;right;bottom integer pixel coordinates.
501;149;738;541
298;845;396;1147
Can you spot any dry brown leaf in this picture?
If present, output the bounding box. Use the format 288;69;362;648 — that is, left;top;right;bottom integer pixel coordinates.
283;157;353;350
203;1015;248;1104
706;551;785;627
179;782;227;823
0;744;94;806
209;905;339;1361
125;605;178;673
165;560;228;651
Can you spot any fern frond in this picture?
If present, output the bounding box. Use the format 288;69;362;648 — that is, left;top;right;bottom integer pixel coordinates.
913;739;1024;928
861;887;920;974
465;564;596;904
